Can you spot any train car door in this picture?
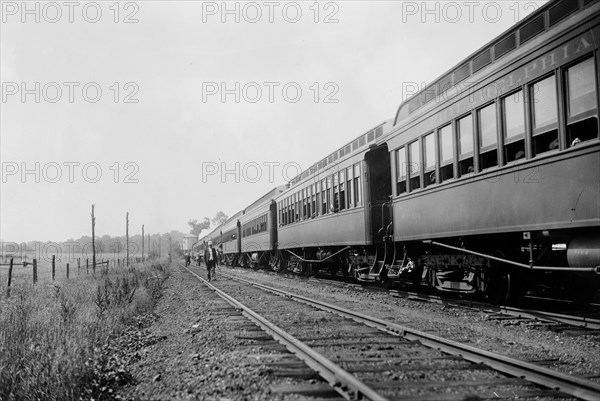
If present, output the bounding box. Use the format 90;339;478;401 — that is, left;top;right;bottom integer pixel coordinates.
364;144;392;244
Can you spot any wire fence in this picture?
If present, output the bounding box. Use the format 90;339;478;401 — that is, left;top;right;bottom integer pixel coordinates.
1;255;147;298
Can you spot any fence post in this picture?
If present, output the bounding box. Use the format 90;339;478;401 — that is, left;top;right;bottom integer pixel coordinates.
33;258;37;284
6;258;13;297
52;255;56;281
86;259;89;274
66;263;70;279
78;258;80;275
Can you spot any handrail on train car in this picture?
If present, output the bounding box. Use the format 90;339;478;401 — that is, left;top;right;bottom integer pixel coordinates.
423;240;600;273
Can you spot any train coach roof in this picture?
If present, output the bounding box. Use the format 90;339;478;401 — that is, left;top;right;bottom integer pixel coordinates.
220;210;243;231
393;0;586;126
243;185;286;213
287;119;393;189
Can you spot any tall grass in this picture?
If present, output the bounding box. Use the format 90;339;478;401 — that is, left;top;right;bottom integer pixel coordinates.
0;261;169;400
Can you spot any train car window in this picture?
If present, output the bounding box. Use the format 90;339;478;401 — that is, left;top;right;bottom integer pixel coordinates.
332;174;339;213
291;194;295;224
322;179;328;214
353;164;361;205
396;147;407;195
519;14;544;45
302;188;306;220
458;114;474;177
295;192;300;222
324;177;330;214
346;167;353;208
339;169;346;211
549;0;579;26
531;75;558;155
502;90;526;163
565;57;598;145
315;182;320;217
304;188;309;219
310;185;314;217
408;141;421;190
423;133;436;187
478;103;498;170
438;124;454;182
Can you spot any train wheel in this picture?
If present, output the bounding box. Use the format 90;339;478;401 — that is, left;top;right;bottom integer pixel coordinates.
485;266;525;305
485;268;511;305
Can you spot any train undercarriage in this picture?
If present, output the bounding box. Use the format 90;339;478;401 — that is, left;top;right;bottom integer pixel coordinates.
263;229;600;305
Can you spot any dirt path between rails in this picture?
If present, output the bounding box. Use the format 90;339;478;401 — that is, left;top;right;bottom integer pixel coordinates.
116;265;307;401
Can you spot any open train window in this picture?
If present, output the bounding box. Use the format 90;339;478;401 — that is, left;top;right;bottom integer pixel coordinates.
408;141;421;190
310;184;315;217
458;114;474;176
565;57;598;146
353;163;362;205
346;167;353;208
302;189;307;220
314;183;320;217
307;187;312;219
339;170;346;211
333;174;340;213
478;103;498;170
502;90;526;163
396;147;407;195
325;178;331;214
423;133;436;188
321;179;327;214
438;124;454;182
290;194;295;224
531;75;559;155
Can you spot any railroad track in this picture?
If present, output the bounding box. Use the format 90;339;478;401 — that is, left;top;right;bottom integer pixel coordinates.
181;263;600;400
307;276;600;332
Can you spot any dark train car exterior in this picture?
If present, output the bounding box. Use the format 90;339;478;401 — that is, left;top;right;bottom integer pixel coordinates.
220;211;242;266
275;121;393;274
375;0;600;302
238;186;286;268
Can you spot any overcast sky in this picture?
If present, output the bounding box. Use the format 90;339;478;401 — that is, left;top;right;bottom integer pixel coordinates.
1;0;547;243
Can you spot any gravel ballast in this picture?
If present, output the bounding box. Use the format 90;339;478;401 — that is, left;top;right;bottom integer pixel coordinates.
113;263;599;399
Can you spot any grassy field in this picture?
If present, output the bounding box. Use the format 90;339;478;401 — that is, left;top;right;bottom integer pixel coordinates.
0;260;170;400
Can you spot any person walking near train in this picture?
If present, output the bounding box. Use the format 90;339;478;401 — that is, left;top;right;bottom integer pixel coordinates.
204;241;218;281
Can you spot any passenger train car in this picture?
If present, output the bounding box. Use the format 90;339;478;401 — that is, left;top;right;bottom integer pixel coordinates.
197;0;600;304
380;0;600;303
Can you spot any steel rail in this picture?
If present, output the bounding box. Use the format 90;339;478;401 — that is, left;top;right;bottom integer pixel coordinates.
222;271;600;401
180;264;389;401
311;277;600;330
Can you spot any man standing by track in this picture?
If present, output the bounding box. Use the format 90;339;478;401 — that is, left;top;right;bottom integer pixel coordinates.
204;241;218;281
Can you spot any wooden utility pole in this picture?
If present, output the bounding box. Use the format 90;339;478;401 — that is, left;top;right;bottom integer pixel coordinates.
126;212;129;267
91;204;96;271
6;258;13;297
141;224;145;262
